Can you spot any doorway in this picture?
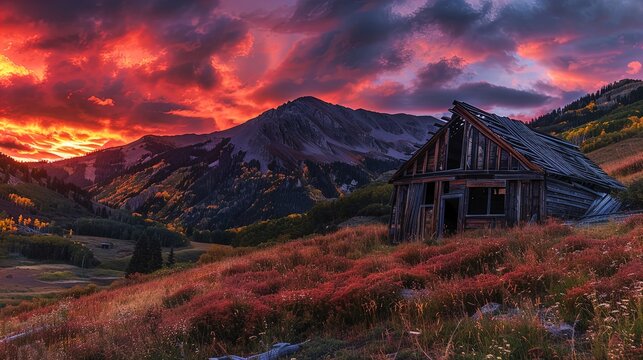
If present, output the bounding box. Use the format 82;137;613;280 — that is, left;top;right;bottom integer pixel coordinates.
440;196;460;236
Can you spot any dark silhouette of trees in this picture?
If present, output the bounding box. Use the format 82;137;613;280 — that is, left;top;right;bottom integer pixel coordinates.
126;234;163;275
166;246;175;268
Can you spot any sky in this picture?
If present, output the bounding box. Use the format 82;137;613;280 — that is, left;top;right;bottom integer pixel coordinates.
0;0;641;162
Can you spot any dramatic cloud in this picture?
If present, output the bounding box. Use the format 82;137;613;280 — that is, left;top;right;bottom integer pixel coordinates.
628;61;642;75
0;135;33;152
0;0;640;160
416;57;465;87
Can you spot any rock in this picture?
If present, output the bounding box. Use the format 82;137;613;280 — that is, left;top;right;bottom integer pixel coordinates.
472;302;502;320
544;322;575;339
210;341;306;360
400;288;430;299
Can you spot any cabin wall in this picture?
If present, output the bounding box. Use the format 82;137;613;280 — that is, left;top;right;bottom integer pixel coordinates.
391;178;546;242
545;178;604;219
389;113;547;242
506;180;545;226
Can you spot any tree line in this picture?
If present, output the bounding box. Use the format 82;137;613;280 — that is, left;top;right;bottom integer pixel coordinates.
2;234;99;268
74;218;187;247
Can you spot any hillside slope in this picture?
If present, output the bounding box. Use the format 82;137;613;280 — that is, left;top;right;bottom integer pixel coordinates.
35;97;442;230
587;138;643;184
1;220;641;358
531;79;643;183
0;153;93;226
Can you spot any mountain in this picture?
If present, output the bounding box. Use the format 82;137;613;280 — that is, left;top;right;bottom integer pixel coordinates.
0;153;94;226
33;133;214;188
529;79;643;184
32;97;443;230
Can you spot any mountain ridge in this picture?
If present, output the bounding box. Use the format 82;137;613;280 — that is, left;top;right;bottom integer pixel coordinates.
32;96;442;186
30;96;443;230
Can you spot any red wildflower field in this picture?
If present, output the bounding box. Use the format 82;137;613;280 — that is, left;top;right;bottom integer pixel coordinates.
0;219;641;359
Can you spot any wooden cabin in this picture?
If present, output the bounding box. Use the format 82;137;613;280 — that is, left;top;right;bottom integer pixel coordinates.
388;101;624;242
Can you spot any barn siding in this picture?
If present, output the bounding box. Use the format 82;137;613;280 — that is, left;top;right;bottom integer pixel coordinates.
545;179;602;219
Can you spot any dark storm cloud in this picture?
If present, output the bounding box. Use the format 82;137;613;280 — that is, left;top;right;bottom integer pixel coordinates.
132;101;213;127
0;0;249;135
253;0;412;102
364;81;551;112
0;136;33;152
415;57;465;87
360;56;551;112
411;0;492;36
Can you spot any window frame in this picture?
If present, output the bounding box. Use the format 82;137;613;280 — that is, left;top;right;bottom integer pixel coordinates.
466;186;506;216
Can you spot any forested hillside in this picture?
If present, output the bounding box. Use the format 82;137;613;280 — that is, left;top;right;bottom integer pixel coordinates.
530;79;643;184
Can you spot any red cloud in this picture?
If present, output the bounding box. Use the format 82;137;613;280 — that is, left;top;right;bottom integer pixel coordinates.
87;96;115;106
0;0;640;161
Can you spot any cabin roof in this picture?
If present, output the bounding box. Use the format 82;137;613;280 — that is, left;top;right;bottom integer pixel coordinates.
391;101;624;191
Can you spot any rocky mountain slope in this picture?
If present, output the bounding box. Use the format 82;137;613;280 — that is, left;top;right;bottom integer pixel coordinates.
32;97;442;230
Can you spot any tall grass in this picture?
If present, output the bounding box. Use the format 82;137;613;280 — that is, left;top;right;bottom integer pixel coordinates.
1;220;641;359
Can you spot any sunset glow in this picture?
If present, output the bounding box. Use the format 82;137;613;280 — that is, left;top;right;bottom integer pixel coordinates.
0;0;641;161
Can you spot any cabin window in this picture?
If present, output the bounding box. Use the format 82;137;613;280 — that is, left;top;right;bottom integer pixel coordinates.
467;187;506;215
424;182;435;205
490;188;506;214
468;188;488;214
436;135;446;171
499;149;509;170
465;126;473;169
447;120;464;169
416;151;427;174
475;133;487;170
426;145;436;172
488;142;498;170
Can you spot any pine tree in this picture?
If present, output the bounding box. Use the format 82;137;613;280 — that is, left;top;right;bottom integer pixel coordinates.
166;246;175;268
127;237;150;275
148;238;163;272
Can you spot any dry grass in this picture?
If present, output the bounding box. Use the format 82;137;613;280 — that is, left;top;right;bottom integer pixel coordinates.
587;137;643;184
0;221;641;359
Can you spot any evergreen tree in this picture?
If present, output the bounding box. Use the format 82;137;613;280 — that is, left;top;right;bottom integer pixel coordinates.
126;236;163;275
126;237;150;275
148;238;163;272
166;246;175;268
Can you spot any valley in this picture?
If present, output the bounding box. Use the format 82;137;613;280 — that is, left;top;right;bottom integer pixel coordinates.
0;234;208;309
1;83;642;359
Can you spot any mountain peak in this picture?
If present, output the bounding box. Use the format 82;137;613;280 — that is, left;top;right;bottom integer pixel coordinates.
290;95;329;104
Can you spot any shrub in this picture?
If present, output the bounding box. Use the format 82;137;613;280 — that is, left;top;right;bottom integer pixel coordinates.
394;242;459;266
328;275;402;326
619;178;643;209
198;245;251;264
543;220;573;238
188;298;272;345
425;274;504;317
502;263;563;295
427;240;506;278
356;203;390;217
162;286;199;308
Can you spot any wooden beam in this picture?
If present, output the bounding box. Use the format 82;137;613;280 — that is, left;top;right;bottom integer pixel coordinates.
452;103;543;173
466;179;507;188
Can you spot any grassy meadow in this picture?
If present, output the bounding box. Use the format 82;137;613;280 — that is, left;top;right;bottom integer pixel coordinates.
0;218;641;359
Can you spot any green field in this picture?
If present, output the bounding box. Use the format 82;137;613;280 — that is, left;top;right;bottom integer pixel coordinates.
0;235;211;308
